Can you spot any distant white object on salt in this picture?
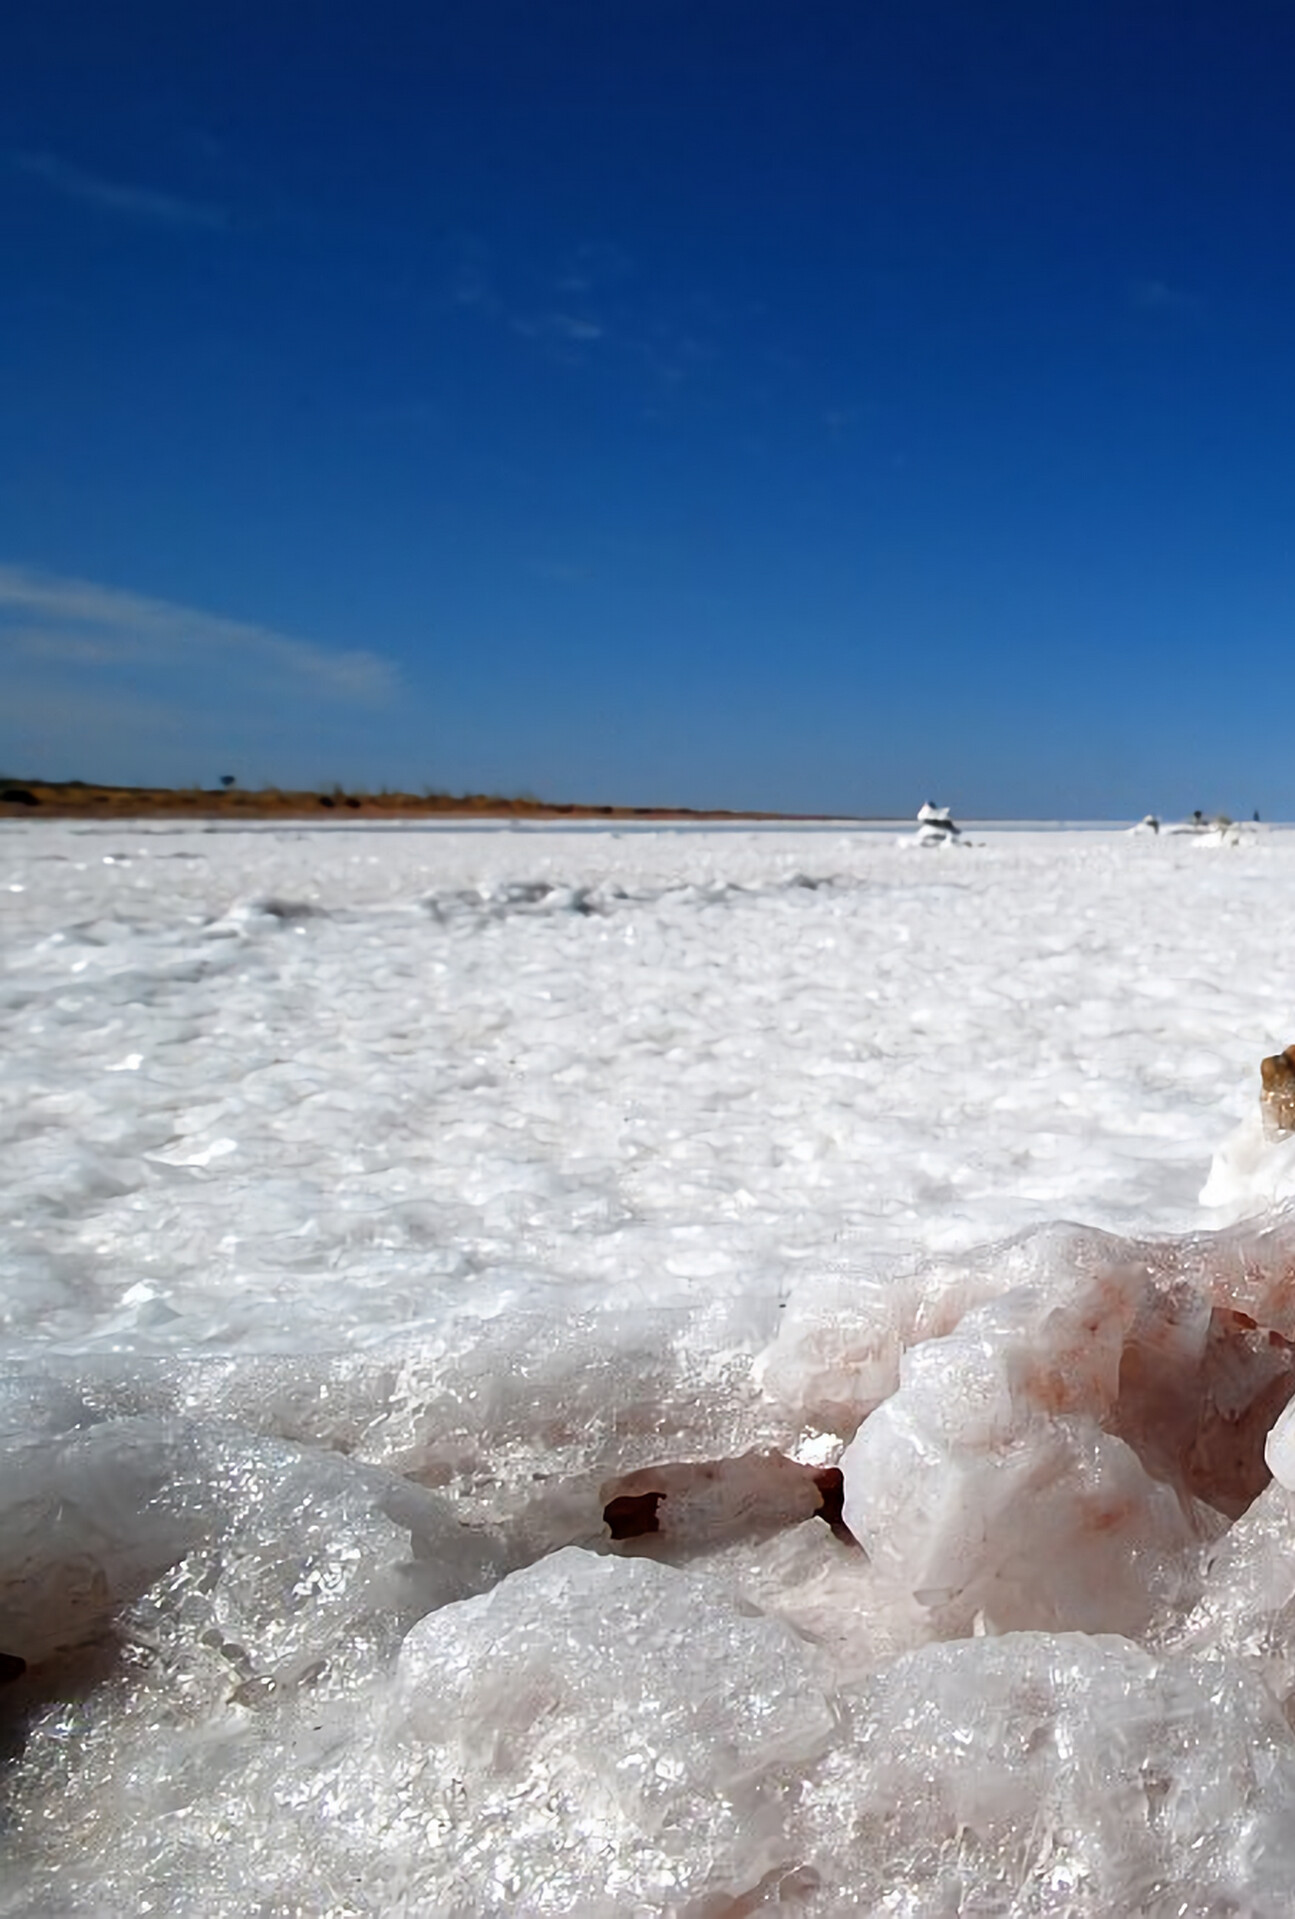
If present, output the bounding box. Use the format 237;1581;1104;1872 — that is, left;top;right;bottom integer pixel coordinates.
1129;814;1160;834
910;801;963;848
1194;820;1248;848
1165;814;1249;846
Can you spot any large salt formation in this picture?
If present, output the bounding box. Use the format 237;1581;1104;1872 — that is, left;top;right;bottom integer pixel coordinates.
8;1208;1295;1911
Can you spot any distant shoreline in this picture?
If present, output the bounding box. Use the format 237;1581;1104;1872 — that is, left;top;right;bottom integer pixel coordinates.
0;779;856;824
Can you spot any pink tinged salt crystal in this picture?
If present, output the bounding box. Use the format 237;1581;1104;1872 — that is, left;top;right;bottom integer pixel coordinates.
1265;1393;1295;1491
837;1245;1279;1637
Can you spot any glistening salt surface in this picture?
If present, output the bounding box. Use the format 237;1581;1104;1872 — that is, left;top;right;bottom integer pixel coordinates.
6;820;1295;1911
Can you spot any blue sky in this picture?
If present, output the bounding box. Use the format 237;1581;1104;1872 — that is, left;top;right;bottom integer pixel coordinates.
3;1;1295;816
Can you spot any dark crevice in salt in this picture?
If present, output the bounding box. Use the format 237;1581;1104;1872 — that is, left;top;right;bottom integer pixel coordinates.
603;1490;663;1540
812;1466;857;1546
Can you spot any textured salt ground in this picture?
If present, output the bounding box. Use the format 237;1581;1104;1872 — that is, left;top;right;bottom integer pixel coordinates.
4;821;1295;1912
2;821;1289;1357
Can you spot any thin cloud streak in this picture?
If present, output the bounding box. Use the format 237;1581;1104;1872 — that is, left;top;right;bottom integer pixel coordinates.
1128;277;1201;316
511;312;605;343
15;152;228;230
0;564;397;704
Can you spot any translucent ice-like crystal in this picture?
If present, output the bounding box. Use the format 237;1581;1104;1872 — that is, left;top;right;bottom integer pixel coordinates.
3;1546;837;1917
0;1408;504;1676
799;1633;1295;1916
0;1419;509;1915
0;1415;219;1664
1172;1477;1295;1709
374;1548;837;1914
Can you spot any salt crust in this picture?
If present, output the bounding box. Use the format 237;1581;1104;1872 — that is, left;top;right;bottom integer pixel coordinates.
8;825;1295;1910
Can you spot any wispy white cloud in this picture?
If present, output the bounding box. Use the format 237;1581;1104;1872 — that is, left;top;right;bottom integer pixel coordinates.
0;565;405;786
0;565;397;704
553;240;636;295
1128;277;1200;316
15;151;228;231
444;241;608;351
511;311;605;343
450;262;503;317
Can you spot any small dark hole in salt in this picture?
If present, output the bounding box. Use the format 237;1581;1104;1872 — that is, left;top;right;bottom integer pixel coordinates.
0;1653;27;1685
604;1490;664;1539
813;1467;858;1546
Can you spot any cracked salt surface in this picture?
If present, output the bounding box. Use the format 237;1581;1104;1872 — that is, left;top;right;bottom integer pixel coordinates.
6;821;1295;1911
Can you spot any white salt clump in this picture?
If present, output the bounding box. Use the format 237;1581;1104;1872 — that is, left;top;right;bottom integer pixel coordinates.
694;1518;936;1683
4;1548;836;1916
755;1226;1090;1435
1172;1478;1295;1710
798;1633;1295;1915
1201;1108;1295;1219
833;1214;1295;1635
153;1429;510;1692
839;1257;1218;1636
370;1549;837;1915
755;1262;941;1435
0;1407;504;1674
1193;818;1247;847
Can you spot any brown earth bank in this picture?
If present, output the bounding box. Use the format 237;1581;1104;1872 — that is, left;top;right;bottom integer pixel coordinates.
0;779;848;823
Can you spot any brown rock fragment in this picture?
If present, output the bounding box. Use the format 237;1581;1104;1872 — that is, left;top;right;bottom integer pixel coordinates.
1261;1045;1295;1136
601;1450;857;1551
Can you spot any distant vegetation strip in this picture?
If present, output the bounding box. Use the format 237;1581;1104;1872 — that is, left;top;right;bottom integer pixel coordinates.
0;779;834;822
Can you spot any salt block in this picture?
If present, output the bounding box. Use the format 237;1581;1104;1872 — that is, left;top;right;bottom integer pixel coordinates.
839;1259;1219;1635
1174;1478;1295;1710
799;1633;1295;1914
378;1548;836;1914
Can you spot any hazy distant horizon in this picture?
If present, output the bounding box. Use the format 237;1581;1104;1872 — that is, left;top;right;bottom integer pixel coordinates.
0;768;1273;833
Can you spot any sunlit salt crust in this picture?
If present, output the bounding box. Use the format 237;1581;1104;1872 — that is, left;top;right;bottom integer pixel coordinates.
6;820;1295;1911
